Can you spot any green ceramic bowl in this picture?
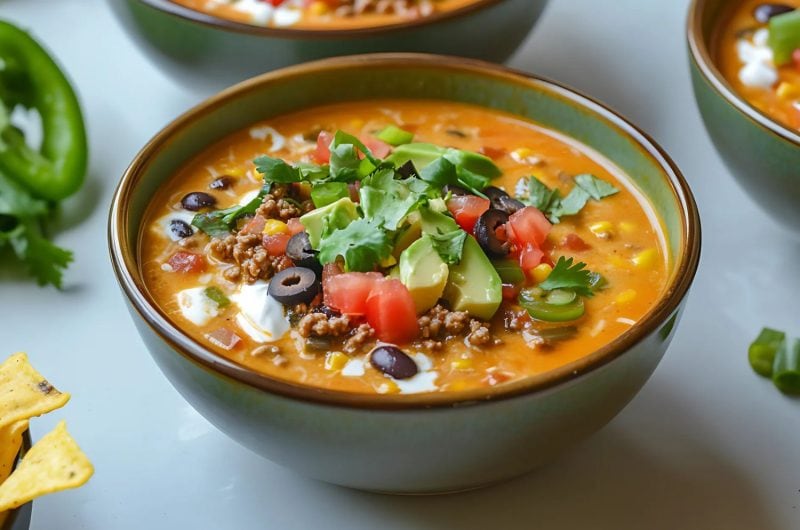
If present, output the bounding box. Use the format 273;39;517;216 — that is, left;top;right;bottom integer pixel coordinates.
688;0;800;234
109;54;701;494
1;431;32;530
108;0;548;93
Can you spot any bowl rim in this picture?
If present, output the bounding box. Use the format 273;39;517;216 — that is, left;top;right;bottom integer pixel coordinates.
132;0;511;39
686;0;800;147
1;430;32;530
109;53;701;411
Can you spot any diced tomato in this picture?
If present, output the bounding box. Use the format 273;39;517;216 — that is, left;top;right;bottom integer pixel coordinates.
322;262;343;289
365;279;419;344
167;251;206;273
362;137;392;159
348;181;361;203
206;328;241;351
447;195;490;233
506;206;552;248
286;218;305;235
502;283;521;301
263;233;291;256
479;146;506;160
519;244;544;272
314;131;334;164
241;215;266;235
562;233;590;252
324;272;383;316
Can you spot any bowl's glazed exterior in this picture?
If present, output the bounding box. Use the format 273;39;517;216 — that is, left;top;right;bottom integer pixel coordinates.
108;0;548;93
688;0;800;235
109;54;700;494
1;432;32;530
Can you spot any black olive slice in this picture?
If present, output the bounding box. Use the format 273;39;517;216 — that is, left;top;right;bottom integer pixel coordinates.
285;232;322;275
753;3;794;23
268;267;320;306
443;184;470;197
181;192;217;211
474;209;510;258
483;186;525;214
369;345;418;380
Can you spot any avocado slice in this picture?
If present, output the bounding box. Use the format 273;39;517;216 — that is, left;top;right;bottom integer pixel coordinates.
393;213;422;259
443;235;502;320
299;197;359;248
399;235;449;314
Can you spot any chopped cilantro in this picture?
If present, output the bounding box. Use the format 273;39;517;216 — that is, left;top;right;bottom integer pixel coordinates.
192;187;266;238
359;169;424;231
318;218;392;272
429;228;467;264
204;286;230;308
254;156;304;184
522;174;618;223
538;257;596;297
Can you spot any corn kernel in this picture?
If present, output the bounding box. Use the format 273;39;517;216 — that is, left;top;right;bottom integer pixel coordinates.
451;358;473;371
308;1;329;15
262;219;289;236
513;147;532;158
776;82;800;101
615;289;637;305
531;263;553;284
589;221;614;239
618;221;636;234
324;351;349;371
632;248;658;269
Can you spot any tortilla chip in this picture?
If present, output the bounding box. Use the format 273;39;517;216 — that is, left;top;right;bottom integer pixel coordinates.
0;353;70;429
0;421;93;511
0;420;28;484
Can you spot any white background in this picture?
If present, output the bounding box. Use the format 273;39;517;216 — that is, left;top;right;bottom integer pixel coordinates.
2;0;799;528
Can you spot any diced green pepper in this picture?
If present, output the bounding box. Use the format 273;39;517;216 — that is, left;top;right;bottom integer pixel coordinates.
768;10;800;65
748;327;786;377
773;338;800;395
376;125;414;146
204;286;230;308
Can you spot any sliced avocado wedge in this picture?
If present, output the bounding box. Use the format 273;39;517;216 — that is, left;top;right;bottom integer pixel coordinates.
443;235;502;320
399;235;449;314
299;197;359;248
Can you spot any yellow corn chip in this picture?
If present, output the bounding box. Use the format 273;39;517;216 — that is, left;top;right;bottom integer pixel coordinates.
0;421;28;485
0;421;93;511
0;353;70;429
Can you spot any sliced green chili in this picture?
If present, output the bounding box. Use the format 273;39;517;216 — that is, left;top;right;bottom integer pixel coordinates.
748;327;786;377
773;338;800;395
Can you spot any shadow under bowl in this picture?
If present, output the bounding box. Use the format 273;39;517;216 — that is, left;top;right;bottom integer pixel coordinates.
1;431;32;530
109;53;701;494
108;0;549;93
688;0;800;236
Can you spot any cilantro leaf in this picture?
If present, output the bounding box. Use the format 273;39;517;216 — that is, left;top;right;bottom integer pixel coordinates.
554;187;590;220
574;174;619;200
538;257;596;297
192;188;266;237
522;175;618;223
254;156;304;184
359;169;423;231
527;176;562;214
318;218;392;272
429;229;467;264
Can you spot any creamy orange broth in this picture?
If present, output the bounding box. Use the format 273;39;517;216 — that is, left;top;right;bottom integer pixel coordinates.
716;0;800;130
171;0;478;30
140;100;668;394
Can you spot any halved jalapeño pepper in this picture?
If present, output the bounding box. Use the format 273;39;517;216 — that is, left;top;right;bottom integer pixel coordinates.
519;287;585;322
0;21;87;201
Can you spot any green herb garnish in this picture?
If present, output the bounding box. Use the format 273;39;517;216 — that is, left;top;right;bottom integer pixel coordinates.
318;218;393;272
429;228;468;265
204;286;230;308
192;187;267;238
538;257;596;297
523;174;619;223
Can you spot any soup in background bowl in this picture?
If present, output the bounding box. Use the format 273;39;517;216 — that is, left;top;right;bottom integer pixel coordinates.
689;0;800;235
110;54;700;493
108;0;548;93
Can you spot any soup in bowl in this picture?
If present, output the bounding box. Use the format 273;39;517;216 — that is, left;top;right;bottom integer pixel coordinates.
689;0;800;234
110;54;700;493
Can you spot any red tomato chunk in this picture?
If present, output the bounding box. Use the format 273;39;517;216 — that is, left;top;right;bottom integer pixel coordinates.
263;233;291;256
324;272;383;316
447;195;490;233
167;252;206;273
365;279;420;344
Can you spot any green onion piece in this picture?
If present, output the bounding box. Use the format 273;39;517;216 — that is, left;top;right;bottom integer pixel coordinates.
204;286;230;308
748;327;786;377
311;182;349;208
493;259;525;284
773;338;800;395
768;10;800;65
376;125;414;146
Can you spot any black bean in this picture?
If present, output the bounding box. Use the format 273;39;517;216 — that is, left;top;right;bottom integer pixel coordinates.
169;219;194;239
753;3;794;23
285;232;322;275
443;184;470;196
483;186;525;214
209;176;234;190
474;209;511;258
181;192;217;211
369;345;418;380
268;267;320;306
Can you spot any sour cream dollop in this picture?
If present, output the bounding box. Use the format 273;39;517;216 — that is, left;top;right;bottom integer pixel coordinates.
231;281;290;343
737;28;778;89
177;287;219;326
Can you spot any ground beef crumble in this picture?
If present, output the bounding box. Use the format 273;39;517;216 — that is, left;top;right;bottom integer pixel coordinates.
417;304;496;348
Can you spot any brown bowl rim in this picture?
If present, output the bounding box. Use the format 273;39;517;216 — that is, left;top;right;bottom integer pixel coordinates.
134;0;511;39
108;53;701;410
1;430;32;530
686;0;800;147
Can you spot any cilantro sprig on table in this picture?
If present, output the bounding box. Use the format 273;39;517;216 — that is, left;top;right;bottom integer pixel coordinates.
525;174;619;223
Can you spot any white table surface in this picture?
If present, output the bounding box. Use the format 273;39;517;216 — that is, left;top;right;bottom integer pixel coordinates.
2;0;799;528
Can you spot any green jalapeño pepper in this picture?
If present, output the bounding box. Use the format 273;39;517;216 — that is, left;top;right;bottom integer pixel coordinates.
0;20;87;201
